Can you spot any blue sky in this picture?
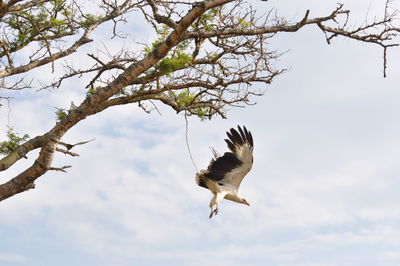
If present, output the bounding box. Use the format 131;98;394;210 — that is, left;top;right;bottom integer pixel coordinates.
1;0;400;265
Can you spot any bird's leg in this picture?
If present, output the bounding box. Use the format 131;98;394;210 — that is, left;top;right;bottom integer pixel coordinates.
209;204;219;218
209;192;227;218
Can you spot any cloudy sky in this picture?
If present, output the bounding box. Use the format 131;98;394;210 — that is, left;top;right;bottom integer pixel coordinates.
1;0;400;265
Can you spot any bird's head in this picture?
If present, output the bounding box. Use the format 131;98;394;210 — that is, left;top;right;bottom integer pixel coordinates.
241;198;250;206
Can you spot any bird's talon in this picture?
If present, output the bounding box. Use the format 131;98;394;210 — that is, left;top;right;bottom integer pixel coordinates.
209;206;219;218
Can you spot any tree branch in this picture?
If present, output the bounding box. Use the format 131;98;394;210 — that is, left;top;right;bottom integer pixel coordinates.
0;135;45;171
146;0;177;28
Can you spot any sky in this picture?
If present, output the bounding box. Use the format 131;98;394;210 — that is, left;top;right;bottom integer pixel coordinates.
1;0;400;265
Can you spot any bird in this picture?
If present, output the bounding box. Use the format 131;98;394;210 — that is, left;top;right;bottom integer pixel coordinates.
195;125;254;218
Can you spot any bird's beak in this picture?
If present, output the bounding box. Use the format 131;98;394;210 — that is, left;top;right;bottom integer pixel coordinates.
244;200;250;206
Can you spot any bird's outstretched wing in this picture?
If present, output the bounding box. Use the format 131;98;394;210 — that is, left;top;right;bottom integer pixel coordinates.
203;126;254;189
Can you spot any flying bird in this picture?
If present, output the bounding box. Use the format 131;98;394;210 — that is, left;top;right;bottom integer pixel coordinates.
196;125;254;218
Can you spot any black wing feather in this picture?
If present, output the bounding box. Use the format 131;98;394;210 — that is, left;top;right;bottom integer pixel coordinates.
205;152;242;181
225;125;253;154
224;138;235;153
243;126;253;147
237;126;246;142
230;128;244;146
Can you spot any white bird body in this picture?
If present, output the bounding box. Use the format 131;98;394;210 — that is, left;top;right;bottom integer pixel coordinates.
195;126;254;218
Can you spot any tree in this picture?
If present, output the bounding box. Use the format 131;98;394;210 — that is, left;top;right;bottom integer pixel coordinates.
0;0;399;202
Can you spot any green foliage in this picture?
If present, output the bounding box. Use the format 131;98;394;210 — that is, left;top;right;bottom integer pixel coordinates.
143;25;192;76
194;107;209;120
158;51;192;76
86;86;105;97
168;89;209;119
81;14;103;28
4;0;83;51
55;101;77;121
177;91;193;106
86;87;97;96
207;52;220;61
197;8;219;31
143;25;172;55
193;7;250;32
168;89;196;106
0;127;30;155
238;17;251;28
55;108;67;121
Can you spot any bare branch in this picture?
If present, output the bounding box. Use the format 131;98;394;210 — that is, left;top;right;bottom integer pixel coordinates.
146;0;177;28
55;148;80;157
0;35;93;78
56;138;95;151
49;165;72;172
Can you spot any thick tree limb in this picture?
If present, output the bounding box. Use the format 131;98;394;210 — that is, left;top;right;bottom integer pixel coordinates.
0;135;45;171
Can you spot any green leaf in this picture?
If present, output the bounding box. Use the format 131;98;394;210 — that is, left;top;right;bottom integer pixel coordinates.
158;52;192;76
55;108;67;121
0;127;30;155
238;17;251;28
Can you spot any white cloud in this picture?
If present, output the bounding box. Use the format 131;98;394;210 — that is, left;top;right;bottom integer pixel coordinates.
380;251;400;261
0;252;27;263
